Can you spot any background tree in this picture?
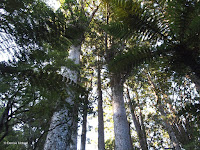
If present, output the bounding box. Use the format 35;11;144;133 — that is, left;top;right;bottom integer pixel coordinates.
1;0;199;150
0;0;83;149
43;0;100;149
105;0;200;91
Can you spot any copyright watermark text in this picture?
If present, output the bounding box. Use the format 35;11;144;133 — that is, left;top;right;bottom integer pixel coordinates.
4;141;28;145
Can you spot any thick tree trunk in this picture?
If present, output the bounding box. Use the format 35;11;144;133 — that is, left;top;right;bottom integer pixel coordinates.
97;59;105;150
44;44;81;150
111;74;133;150
41;3;99;149
126;88;148;150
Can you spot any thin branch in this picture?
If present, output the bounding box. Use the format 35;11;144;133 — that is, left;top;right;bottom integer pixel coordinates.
88;3;101;24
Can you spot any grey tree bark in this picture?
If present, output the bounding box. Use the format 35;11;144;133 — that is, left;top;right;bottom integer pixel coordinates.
97;57;105;150
110;74;133;150
43;3;99;149
44;43;81;150
80;96;88;150
157;105;181;150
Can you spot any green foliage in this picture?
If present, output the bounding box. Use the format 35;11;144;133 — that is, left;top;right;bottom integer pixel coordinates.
125;55;200;149
0;0;88;148
0;0;200;149
104;0;166;41
178;103;200;149
105;138;115;150
103;21;133;39
0;59;88;148
0;0;71;53
108;45;153;74
166;0;200;43
104;0;200;80
0;129;27;150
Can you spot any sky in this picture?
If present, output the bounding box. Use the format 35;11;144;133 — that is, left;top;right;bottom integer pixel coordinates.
44;0;60;10
0;32;18;62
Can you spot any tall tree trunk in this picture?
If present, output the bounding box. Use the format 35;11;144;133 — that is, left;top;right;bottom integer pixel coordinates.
168;101;192;147
126;88;148;150
110;74;133;150
44;43;81;150
146;72;181;150
43;3;99;149
97;57;105;150
80;96;88;150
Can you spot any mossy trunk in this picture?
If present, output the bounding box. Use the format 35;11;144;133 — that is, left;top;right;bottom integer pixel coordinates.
44;43;81;150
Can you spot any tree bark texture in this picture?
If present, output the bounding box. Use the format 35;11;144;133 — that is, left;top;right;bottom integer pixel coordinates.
111;74;133;150
43;4;99;147
97;60;105;150
44;44;81;150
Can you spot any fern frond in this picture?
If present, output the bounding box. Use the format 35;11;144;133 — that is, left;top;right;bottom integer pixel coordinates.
103;21;134;39
108;46;153;73
105;0;167;41
166;0;200;43
107;41;175;75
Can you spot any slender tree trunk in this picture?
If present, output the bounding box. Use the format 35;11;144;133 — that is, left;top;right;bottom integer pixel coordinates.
146;72;181;150
157;105;181;150
44;43;81;150
0;98;12;142
80;97;88;150
167;103;192;148
126;88;148;150
97;57;105;150
110;74;133;150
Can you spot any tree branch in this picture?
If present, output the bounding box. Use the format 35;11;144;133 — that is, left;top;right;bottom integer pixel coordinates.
88;3;101;24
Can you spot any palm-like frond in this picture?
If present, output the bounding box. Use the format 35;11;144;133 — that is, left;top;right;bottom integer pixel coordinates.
164;0;200;77
108;45;159;74
166;0;200;44
0;0;72;58
104;0;167;41
103;22;134;39
105;0;200;78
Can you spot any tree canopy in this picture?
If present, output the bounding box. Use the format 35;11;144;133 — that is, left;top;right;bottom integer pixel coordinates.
0;0;200;150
